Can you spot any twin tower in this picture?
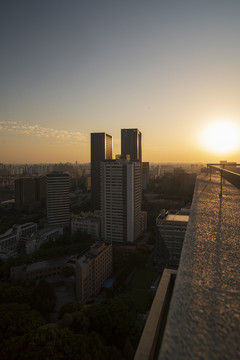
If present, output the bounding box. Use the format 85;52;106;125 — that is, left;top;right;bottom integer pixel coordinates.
91;128;142;243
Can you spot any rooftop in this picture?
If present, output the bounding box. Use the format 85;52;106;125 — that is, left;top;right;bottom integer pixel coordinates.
27;256;72;271
159;174;240;359
165;214;189;223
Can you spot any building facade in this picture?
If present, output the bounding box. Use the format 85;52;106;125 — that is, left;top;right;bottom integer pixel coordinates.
76;241;112;303
101;156;142;243
71;212;101;239
121;128;142;162
91;133;112;210
46;172;70;227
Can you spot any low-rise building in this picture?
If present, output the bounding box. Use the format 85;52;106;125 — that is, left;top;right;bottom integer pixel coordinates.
11;256;73;280
71;212;101;239
25;227;63;254
156;211;189;264
0;222;63;259
0;222;37;260
76;241;112;303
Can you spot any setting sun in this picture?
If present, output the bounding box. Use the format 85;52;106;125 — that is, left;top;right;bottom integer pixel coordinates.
200;120;240;154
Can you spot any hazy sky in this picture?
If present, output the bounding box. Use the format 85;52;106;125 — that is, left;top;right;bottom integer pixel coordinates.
1;0;240;163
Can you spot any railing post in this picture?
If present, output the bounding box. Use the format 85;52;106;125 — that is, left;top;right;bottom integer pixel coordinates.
219;170;223;197
210;166;211;182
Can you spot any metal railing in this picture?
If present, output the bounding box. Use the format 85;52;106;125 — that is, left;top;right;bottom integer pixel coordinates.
207;163;240;197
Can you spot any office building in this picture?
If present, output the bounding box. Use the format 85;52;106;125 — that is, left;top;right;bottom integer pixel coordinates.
121;128;142;162
91;133;112;210
76;241;112;303
46;172;70;228
101;156;142;243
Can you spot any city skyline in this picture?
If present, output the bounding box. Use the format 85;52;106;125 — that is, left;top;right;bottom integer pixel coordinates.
1;1;240;164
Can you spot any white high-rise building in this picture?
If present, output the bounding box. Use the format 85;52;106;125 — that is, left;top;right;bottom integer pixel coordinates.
46;173;70;227
101;156;141;243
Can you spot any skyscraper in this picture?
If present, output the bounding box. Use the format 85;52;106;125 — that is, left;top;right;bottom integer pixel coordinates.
46;172;70;227
101;156;142;243
91;132;112;210
121;128;142;162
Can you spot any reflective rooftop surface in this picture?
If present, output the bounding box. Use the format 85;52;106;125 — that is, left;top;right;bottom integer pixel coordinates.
159;174;240;359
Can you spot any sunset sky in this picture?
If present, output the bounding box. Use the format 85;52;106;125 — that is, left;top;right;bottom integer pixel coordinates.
1;0;240;164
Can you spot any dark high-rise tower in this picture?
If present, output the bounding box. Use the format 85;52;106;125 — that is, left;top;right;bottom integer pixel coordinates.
46;172;70;228
91;133;112;210
121;128;142;162
15;177;46;212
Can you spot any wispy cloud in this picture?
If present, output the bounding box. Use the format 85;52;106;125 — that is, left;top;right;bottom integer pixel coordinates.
0;121;87;144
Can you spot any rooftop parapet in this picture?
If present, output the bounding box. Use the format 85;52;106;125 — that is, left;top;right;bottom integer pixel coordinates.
135;172;240;359
158;174;240;359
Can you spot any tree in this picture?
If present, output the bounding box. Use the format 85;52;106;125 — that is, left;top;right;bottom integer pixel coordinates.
59;301;83;319
0;303;45;340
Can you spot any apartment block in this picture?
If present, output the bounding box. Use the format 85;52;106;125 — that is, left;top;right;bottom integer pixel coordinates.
76;241;112;303
101;156;142;243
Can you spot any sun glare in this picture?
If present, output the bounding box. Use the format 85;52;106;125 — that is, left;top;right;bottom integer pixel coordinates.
200;120;240;154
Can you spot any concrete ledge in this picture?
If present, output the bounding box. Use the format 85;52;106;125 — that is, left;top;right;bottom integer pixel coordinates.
134;269;177;360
